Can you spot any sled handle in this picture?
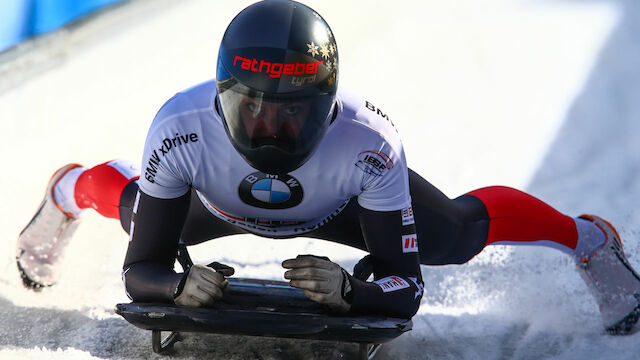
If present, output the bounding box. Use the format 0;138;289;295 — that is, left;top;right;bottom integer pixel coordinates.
177;240;194;272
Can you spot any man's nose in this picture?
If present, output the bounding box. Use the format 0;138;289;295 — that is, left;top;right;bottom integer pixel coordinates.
257;105;279;136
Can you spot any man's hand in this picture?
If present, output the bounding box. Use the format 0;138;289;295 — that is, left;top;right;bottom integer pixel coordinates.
283;255;352;313
174;264;229;307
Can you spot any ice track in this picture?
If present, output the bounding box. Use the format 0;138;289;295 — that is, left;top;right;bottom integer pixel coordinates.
1;0;639;359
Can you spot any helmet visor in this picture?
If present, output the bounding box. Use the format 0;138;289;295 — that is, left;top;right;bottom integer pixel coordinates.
219;81;334;167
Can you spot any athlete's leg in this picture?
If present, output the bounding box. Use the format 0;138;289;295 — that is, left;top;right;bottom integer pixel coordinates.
466;185;603;261
18;159;244;289
303;170;488;259
16;160;139;288
57;160;245;242
302;169;602;265
408;170;609;265
73;160;140;219
407;169;490;265
409;170;640;333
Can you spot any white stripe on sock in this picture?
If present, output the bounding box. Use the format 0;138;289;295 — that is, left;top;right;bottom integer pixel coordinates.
107;159;140;180
53;166;87;218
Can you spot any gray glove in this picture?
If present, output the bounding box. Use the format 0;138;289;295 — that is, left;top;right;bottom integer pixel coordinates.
283;255;352;313
174;264;229;307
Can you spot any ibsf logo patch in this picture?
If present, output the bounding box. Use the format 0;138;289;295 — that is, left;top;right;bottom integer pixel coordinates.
238;172;303;209
401;206;414;226
355;151;394;177
402;234;418;253
374;276;410;293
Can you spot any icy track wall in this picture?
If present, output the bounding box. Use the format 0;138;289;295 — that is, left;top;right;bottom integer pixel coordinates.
0;0;124;52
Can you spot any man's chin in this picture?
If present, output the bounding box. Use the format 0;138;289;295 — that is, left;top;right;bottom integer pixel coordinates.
251;137;295;151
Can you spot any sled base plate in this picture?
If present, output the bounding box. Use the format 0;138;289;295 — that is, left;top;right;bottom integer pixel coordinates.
116;278;411;358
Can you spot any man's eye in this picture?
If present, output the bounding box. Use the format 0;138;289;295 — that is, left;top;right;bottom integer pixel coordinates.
283;106;300;115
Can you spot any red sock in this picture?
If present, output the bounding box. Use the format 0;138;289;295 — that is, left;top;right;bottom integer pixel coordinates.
74;160;140;219
468;186;578;249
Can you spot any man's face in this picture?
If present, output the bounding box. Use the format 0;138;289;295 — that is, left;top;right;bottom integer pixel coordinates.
239;96;312;141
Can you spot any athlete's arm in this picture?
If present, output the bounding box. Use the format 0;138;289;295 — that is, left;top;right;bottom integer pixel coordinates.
122;190;190;302
348;205;423;319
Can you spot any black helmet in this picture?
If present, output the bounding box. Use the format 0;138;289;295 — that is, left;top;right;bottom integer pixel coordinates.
216;0;338;174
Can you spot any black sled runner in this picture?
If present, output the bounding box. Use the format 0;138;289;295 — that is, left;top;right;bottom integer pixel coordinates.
115;247;412;359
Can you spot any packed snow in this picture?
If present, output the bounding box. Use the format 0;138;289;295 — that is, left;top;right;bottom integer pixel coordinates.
1;0;639;359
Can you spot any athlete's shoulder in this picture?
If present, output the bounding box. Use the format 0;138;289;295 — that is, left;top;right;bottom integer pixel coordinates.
332;89;410;212
335;88;402;146
140;81;217;198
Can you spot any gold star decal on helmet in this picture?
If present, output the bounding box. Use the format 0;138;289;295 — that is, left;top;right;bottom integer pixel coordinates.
320;44;330;59
329;44;335;56
327;59;337;73
307;41;319;57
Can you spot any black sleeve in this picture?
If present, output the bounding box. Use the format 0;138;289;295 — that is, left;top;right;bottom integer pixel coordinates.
122;190;191;303
348;205;423;319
